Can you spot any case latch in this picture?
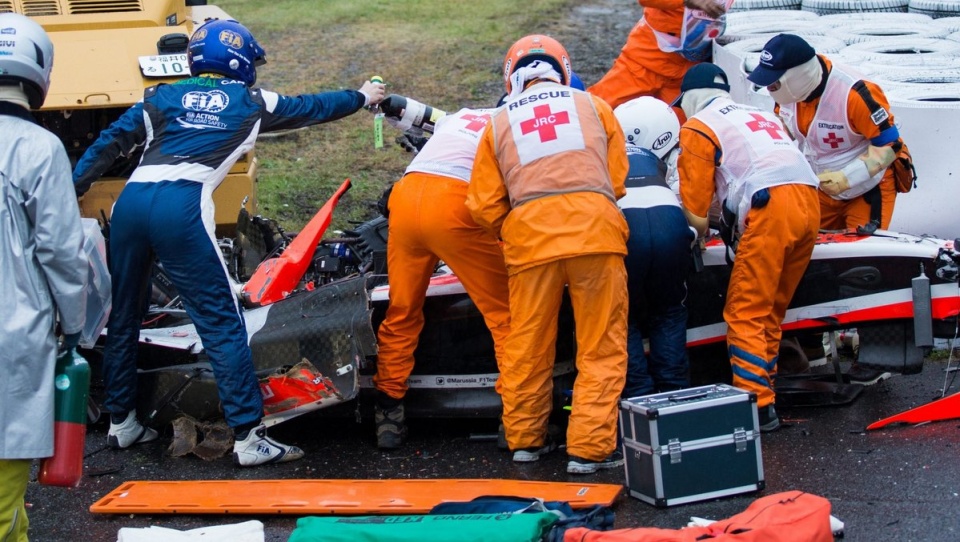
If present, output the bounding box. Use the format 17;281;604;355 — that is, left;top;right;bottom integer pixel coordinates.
734;427;748;452
668;438;682;464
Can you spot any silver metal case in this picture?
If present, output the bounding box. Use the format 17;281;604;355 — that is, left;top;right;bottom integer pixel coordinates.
620;383;765;507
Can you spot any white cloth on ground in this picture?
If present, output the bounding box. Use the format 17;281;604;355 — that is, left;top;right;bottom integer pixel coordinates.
116;519;265;542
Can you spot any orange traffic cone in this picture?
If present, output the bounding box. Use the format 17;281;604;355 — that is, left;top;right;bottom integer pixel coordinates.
867;391;960;430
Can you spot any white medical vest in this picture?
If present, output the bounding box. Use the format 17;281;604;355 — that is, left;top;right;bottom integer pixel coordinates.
695;97;819;229
405;107;493;182
778;64;879;200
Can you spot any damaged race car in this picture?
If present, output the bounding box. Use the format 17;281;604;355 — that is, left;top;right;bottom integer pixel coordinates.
78;176;960;433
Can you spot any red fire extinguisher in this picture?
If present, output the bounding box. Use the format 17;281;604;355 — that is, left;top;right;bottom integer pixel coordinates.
38;348;90;487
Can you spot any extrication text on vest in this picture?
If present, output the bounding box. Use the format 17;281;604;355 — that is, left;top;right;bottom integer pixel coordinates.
718;104;745;115
816;122;845;130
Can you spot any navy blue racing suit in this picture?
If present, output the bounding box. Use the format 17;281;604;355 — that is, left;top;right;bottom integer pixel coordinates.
618;147;695;398
73;75;365;429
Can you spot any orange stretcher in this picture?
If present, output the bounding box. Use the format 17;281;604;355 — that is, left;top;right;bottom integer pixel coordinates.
89;478;623;515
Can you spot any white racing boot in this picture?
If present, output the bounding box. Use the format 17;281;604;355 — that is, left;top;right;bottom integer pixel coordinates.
232;424;304;467
107;411;159;449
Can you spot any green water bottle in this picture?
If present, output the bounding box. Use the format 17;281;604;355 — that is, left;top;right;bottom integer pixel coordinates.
370;76;385;149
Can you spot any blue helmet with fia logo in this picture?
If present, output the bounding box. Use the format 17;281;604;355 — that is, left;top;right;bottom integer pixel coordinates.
188;19;266;86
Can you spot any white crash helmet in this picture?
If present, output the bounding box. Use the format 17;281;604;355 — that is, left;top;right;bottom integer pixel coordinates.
613;96;681;160
0;13;54;109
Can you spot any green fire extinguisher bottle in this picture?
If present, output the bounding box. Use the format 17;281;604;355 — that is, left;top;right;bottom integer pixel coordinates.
38;349;90;487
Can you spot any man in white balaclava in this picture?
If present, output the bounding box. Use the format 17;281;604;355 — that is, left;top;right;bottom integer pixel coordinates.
748;33;906;232
673;63;821;433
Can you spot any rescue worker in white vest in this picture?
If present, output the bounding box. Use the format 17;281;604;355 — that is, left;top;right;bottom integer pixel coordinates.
0;14;89;540
613;97;696;398
747;33;904;232
467;35;630;474
373;105;511;450
674;63;821;432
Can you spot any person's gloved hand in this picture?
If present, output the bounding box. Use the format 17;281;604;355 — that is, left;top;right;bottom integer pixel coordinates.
693;230;706;251
750;187;770;209
377;184;394;219
818;171;850;197
395;131;429;154
683;0;727;19
62;332;81;352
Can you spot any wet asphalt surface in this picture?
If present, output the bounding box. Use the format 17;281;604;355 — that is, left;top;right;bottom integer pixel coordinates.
22;2;960;540
23;356;960;542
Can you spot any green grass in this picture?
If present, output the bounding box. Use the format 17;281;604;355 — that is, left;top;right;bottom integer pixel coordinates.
215;0;571;231
927;347;960;361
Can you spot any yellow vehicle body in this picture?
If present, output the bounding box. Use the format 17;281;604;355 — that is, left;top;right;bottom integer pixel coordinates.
13;0;257;235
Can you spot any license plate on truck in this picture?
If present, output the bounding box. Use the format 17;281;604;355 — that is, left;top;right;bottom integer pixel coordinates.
138;54;189;78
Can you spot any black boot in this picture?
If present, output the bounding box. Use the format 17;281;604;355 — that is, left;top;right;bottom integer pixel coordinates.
758;404;781;433
375;392;407;450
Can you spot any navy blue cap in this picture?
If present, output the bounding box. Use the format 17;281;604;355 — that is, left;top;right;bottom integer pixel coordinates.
747;33;816;87
670;63;730;107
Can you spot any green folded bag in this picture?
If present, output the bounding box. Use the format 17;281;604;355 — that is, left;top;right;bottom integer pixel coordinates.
288;512;559;542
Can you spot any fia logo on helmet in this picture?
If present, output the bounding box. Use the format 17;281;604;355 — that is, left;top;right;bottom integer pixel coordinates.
219;29;244;50
182;89;229;113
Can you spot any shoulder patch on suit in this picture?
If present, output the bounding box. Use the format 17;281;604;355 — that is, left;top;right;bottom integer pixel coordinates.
871;107;889;126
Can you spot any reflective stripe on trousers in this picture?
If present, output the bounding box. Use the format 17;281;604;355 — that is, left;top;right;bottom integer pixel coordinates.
725;184;820;408
102;180;263;428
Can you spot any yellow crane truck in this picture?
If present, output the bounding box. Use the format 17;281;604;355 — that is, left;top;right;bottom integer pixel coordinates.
19;0;256;235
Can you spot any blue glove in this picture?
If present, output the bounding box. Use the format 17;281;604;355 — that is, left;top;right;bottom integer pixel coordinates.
395;131;428;154
751;188;770;209
377;184;394;219
62;332;81;351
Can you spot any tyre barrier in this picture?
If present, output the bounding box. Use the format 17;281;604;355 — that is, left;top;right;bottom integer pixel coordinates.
802;0;910;15
826;21;950;43
932;15;960;30
909;0;960;18
837;37;960;63
854;58;960;76
886;83;960;106
723;34;847;55
870;69;960;86
817;11;932;24
721;19;826;42
723;9;820;24
728;0;803;11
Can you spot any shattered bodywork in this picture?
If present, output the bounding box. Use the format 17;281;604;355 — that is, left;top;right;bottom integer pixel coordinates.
87;206;960;430
133;274;377;427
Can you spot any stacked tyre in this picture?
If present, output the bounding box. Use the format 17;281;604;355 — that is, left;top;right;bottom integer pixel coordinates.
718;3;960;106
